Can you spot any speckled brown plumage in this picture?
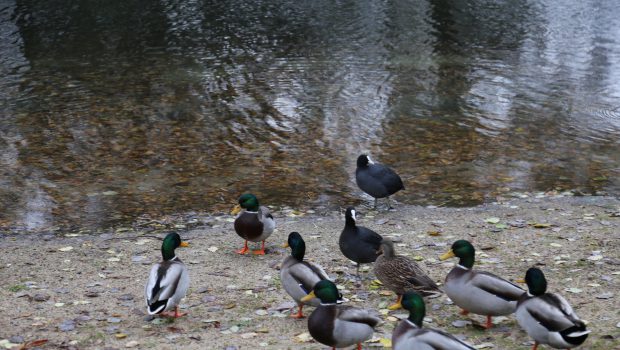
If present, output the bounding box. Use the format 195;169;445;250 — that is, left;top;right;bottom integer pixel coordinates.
374;239;442;297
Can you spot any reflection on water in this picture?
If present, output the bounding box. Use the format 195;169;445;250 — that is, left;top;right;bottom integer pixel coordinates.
1;0;619;232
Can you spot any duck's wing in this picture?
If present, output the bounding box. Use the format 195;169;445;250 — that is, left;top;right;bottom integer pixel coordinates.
417;328;476;349
472;271;525;301
287;262;327;293
526;293;584;332
377;256;441;295
338;306;382;327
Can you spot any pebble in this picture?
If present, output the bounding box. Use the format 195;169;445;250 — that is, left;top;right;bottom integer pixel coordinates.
452;320;471;328
33;293;50;302
58;319;76;332
125;340;139;348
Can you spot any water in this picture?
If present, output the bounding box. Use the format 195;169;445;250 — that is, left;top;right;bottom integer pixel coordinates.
1;0;619;232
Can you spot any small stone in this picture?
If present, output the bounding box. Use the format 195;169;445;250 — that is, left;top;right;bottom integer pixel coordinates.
33;293;50;302
125;340;139;348
8;336;24;344
58;319;76;332
452;320;471;328
107;317;122;323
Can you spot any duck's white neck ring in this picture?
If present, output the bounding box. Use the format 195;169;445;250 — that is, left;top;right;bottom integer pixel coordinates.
456;264;470;270
244;210;258;214
170;256;178;261
320;302;337;306
405;319;419;328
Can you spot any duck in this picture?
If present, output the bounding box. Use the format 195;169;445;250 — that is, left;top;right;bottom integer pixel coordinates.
231;193;275;255
301;280;381;349
439;239;525;329
355;154;404;209
339;207;383;277
145;232;190;318
281;231;332;319
515;267;590;350
374;239;442;310
393;292;476;350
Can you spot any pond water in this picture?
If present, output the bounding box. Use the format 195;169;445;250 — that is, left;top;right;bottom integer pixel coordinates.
1;0;619;232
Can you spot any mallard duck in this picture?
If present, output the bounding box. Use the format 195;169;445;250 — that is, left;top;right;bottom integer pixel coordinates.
516;268;590;350
339;207;383;277
301;280;381;349
374;239;442;310
355;154;404;209
145;232;190;318
439;240;525;329
231;193;275;255
393;292;476;350
281;231;332;319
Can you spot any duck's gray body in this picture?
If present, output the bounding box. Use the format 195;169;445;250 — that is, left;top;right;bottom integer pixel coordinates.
392;319;475;350
444;265;524;316
308;303;381;348
280;256;330;307
516;292;590;348
145;258;190;314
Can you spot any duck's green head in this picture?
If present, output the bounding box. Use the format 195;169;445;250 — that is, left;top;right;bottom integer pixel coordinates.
401;292;426;327
302;280;340;304
440;239;475;269
284;231;305;261
232;193;260;213
524;267;547;296
161;232;189;261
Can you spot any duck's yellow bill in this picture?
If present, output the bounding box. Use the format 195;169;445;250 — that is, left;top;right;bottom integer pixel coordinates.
180;242;190;247
300;291;316;302
231;205;242;215
439;249;455;260
282;242;289;248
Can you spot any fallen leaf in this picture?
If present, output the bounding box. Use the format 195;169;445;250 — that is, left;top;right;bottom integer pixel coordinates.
294;332;313;343
485;217;500;224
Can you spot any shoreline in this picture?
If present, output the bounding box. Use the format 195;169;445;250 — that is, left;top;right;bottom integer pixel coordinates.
1;195;619;349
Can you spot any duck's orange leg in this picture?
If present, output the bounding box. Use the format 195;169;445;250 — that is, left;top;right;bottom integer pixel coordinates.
532;342;538;350
252;240;266;255
236;240;249;254
291;304;304;319
485;315;493;329
459;309;469;315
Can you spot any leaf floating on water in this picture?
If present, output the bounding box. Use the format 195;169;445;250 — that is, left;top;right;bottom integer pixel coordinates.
533;223;551;228
58;246;74;252
550;243;562;247
115;333;128;339
427;230;441;236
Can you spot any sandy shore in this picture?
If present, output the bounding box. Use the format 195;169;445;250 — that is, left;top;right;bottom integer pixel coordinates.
1;194;619;349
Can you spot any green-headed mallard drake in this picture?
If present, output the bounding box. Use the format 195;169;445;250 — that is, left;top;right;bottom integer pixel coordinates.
355;154;404;209
516;268;590;350
231;193;275;255
374;239;442;310
281;231;332;319
301;280;381;349
439;240;525;329
339;207;383;277
145;232;190;318
393;292;476;350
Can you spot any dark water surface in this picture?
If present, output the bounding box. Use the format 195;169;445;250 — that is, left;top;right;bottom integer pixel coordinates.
1;0;620;232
